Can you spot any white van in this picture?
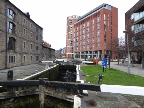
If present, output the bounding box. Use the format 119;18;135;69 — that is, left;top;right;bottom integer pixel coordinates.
54;58;68;62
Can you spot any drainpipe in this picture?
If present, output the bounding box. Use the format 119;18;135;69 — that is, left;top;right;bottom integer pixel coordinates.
5;0;8;69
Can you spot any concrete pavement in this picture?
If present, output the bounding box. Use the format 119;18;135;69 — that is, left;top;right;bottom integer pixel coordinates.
99;61;144;77
0;64;46;81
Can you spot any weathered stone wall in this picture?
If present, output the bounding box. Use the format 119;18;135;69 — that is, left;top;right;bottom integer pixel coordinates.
0;0;43;69
123;94;144;108
42;46;55;61
0;0;6;69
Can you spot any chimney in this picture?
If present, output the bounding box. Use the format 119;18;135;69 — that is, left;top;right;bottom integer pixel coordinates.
26;12;30;18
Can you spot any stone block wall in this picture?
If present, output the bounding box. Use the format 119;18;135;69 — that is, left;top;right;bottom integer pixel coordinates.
0;0;44;69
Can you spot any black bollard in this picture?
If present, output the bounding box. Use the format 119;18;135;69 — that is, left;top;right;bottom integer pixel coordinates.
7;70;13;81
98;74;103;84
7;70;13;92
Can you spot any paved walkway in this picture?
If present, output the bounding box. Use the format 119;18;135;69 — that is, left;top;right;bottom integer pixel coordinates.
99;61;144;77
0;64;46;81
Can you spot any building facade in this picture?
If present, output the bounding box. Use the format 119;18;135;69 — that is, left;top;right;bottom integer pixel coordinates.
73;3;118;59
66;15;80;58
0;0;43;69
42;41;55;61
125;0;144;67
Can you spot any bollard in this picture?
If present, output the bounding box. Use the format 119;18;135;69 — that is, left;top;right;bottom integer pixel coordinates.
98;74;104;84
7;70;13;92
7;70;13;81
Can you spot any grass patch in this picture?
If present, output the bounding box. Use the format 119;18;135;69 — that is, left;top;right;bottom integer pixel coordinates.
81;65;144;87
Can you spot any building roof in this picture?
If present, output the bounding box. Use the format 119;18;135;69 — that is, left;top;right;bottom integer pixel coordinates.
76;3;112;23
42;41;51;48
125;0;141;14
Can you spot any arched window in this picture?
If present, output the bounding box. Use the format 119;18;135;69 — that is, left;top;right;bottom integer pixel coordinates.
8;37;15;50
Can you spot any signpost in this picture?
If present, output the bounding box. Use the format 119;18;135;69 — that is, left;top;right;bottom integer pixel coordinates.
106;56;110;69
102;58;106;72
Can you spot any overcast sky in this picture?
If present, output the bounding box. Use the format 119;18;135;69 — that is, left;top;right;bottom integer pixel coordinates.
10;0;138;50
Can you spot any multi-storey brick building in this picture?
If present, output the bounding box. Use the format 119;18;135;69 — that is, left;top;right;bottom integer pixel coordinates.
66;15;80;58
0;0;44;69
73;3;118;59
125;0;144;67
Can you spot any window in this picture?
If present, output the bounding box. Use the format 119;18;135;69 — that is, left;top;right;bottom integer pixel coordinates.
36;46;38;50
104;14;106;21
23;42;26;48
92;19;94;24
36;36;38;40
9;56;15;63
131;25;134;31
97;16;100;22
31;32;32;37
36;28;38;33
36;56;39;61
30;23;32;28
7;22;15;34
8;37;15;50
104;42;106;49
24;28;26;34
7;8;15;20
24;18;25;23
24;56;26;62
31;56;32;61
31;43;32;49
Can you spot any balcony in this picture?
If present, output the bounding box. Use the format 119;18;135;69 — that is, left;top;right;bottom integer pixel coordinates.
133;11;144;24
134;26;144;34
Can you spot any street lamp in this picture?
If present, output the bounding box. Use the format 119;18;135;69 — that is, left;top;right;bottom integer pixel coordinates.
123;30;130;75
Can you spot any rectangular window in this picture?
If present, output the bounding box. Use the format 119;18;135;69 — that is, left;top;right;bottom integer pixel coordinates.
31;43;32;49
36;36;38;40
9;56;15;63
31;32;32;38
7;8;15;20
104;14;106;20
104;42;106;49
8;37;15;50
24;18;25;23
7;22;15;34
30;23;32;28
24;28;26;34
36;28;38;33
36;46;38;50
24;56;26;62
31;56;32;61
97;16;100;22
23;42;26;48
36;56;39;61
131;25;134;31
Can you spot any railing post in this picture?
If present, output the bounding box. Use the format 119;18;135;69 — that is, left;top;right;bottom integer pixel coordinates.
39;78;47;108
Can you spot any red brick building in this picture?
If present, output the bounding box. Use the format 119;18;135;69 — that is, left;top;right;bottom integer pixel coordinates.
66;15;80;58
73;3;118;59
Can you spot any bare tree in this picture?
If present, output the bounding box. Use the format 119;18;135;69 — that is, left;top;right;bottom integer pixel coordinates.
110;37;126;64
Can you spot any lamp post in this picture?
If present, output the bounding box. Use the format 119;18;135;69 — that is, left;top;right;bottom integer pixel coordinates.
123;30;130;75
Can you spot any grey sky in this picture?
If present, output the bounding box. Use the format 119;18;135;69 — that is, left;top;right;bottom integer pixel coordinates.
10;0;138;50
